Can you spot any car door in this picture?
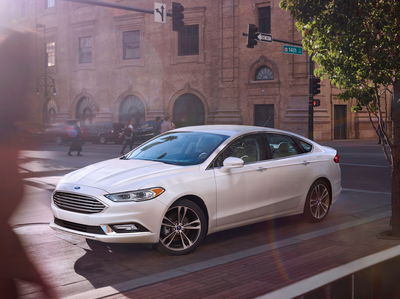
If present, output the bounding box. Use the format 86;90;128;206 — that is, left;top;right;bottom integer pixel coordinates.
212;133;267;227
246;133;313;219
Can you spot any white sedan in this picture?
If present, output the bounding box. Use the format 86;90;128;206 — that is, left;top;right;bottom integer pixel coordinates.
50;125;341;255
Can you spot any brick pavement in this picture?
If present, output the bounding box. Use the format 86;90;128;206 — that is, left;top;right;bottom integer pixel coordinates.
104;217;400;299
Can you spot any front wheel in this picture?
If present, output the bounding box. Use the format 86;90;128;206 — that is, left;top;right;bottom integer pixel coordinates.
55;136;63;145
99;135;107;144
304;180;331;222
156;199;206;255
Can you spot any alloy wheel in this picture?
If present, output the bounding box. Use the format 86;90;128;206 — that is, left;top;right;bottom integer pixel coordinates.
308;183;330;220
158;201;205;255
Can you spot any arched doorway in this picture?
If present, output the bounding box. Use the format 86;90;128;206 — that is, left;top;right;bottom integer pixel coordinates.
76;96;95;125
173;93;205;128
48;107;56;124
119;95;145;126
45;99;58;124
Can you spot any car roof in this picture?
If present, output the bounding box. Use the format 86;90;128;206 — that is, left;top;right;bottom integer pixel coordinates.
172;125;307;139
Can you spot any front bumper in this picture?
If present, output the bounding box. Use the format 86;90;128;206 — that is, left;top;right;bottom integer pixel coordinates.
49;220;158;243
50;183;167;244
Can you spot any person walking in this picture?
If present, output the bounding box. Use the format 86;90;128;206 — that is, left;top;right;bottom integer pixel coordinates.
120;121;134;155
160;116;176;133
154;116;162;135
68;121;83;156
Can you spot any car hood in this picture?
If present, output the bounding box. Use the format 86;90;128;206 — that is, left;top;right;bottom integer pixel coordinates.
61;158;185;192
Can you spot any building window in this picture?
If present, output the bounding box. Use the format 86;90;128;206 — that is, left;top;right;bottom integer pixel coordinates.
258;6;271;34
46;0;55;9
123;31;140;60
255;66;274;81
46;41;56;67
178;24;199;56
79;36;93;64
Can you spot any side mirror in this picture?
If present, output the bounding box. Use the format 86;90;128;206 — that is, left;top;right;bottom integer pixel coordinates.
222;157;244;171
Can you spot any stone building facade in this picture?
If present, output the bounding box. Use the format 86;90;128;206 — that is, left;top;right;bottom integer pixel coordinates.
5;0;376;140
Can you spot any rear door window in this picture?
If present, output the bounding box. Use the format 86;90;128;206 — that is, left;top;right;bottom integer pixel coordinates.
267;133;302;159
295;138;313;153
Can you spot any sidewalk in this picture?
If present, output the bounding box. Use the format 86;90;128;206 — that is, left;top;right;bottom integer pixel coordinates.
62;215;399;299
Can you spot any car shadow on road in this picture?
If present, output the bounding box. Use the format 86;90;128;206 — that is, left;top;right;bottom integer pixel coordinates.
73;214;310;297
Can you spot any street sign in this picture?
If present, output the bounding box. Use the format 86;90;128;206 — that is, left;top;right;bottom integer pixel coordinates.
283;45;303;55
257;33;272;42
154;2;166;23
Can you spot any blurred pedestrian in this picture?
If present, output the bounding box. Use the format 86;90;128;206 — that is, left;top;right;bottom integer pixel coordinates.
120;120;134;155
160;116;175;133
0;29;57;298
154;116;161;135
68;121;83;156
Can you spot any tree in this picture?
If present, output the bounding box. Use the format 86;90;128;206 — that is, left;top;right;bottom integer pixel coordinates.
280;0;400;235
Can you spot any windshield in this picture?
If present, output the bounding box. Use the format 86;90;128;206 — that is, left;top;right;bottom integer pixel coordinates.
125;131;229;166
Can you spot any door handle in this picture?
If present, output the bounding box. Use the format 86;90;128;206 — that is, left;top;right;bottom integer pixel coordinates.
257;167;268;172
303;161;310;166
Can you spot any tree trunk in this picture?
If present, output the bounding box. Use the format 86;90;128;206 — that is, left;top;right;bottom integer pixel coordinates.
391;80;400;235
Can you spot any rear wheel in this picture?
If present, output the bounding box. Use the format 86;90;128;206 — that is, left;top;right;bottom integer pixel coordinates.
156;199;206;255
304;180;331;222
55;136;63;145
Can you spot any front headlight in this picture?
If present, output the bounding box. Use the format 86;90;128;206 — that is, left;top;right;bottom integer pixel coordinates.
104;187;165;202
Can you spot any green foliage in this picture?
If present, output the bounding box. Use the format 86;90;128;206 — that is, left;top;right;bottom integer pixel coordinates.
280;0;400;107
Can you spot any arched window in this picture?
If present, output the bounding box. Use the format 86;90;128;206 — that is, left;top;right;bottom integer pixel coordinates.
255;66;274;81
173;93;205;128
119;95;145;126
76;96;95;125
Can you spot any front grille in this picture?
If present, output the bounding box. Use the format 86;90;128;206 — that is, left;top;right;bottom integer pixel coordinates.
54;218;105;234
53;191;106;214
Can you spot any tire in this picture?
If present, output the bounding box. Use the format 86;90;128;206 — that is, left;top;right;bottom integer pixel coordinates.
156;199;207;255
99;136;107;144
304;179;331;222
55;136;63;145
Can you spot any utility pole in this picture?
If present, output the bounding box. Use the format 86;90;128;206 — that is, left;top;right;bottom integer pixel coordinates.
244;25;317;139
308;55;314;140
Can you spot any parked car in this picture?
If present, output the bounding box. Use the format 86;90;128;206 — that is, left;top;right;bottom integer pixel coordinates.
44;120;87;144
83;122;124;144
133;120;159;142
50;125;341;255
99;122;124;144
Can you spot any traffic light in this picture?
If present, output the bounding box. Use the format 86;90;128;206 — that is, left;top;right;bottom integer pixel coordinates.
313;99;320;107
172;2;184;31
246;24;258;48
311;77;321;95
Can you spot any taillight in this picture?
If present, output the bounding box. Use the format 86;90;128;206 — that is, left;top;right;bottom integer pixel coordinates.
333;153;340;163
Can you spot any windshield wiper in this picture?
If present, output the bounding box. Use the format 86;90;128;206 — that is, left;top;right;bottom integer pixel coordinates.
157;153;167;159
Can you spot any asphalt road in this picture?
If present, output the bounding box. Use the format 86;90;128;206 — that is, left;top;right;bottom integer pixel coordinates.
12;139;392;298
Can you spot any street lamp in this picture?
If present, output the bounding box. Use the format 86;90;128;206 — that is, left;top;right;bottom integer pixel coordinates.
36;23;57;124
36;74;57;124
36;75;57;97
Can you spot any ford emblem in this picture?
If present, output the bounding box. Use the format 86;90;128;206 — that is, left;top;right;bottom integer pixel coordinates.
74;186;81;190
